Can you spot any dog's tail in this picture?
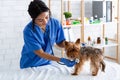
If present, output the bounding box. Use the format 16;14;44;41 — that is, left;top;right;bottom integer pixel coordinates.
100;60;106;72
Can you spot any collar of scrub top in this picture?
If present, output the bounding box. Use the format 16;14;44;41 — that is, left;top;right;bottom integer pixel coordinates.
30;19;51;46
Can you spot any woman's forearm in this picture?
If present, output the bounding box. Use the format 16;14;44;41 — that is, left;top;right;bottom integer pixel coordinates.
34;49;60;62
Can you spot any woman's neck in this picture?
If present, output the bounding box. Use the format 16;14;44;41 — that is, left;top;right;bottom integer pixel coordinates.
40;25;46;32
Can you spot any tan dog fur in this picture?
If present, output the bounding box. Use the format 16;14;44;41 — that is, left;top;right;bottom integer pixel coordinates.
64;38;105;76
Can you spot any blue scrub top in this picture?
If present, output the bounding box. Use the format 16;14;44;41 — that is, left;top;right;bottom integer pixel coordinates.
20;18;65;69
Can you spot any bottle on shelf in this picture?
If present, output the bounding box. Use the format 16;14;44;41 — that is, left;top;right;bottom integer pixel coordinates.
94;14;98;20
89;17;94;24
97;37;101;44
88;36;91;45
105;37;108;45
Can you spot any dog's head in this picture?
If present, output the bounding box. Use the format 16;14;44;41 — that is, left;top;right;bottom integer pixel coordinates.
64;38;80;60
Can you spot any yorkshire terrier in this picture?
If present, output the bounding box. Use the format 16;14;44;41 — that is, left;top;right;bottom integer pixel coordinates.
64;38;105;76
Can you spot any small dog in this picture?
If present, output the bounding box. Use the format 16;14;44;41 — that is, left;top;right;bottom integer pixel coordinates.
64;38;105;76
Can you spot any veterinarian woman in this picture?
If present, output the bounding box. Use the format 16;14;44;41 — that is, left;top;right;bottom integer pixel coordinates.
20;0;76;69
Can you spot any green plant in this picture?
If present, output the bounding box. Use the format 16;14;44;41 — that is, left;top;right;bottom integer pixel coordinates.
63;12;72;19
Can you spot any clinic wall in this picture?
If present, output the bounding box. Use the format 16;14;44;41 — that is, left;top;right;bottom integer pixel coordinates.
0;0;62;71
0;0;31;71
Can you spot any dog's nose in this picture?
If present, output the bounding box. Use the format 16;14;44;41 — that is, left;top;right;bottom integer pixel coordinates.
71;55;74;58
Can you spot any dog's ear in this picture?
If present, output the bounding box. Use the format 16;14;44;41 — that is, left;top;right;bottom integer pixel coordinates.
75;38;81;49
75;38;80;45
64;41;71;49
64;41;69;46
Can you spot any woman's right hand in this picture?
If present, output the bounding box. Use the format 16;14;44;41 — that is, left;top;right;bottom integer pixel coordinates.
60;58;76;67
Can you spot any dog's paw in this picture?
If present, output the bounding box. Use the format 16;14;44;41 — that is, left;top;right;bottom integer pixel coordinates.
72;73;78;75
92;72;97;76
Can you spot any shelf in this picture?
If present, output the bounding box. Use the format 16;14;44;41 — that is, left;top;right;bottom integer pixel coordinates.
63;24;82;28
91;43;118;49
84;23;103;26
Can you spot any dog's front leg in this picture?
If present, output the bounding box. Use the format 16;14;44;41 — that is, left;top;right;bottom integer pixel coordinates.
72;63;79;75
72;61;84;75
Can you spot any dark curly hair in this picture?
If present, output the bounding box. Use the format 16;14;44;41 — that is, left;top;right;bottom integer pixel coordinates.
28;0;51;31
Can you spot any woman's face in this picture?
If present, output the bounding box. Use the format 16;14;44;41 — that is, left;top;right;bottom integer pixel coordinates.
35;12;49;28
